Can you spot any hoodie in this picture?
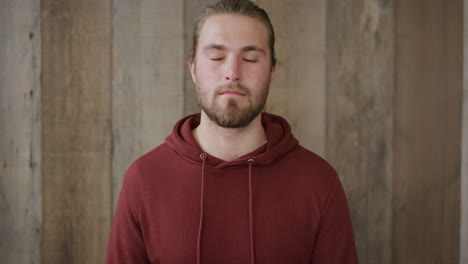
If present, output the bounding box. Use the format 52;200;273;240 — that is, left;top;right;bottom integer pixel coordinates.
106;112;358;264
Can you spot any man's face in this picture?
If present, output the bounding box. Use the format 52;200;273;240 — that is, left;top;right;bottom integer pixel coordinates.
189;14;275;128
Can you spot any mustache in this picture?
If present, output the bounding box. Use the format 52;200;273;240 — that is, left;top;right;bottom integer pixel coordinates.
216;83;250;95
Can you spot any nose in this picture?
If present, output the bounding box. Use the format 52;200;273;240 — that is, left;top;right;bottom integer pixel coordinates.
224;58;241;82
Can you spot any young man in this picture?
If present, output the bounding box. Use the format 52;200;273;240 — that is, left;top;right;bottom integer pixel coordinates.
106;0;358;263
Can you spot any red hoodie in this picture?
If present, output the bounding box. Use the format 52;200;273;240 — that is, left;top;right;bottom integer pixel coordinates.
106;112;358;264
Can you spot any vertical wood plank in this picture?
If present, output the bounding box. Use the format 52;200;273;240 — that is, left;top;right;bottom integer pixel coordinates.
394;0;462;263
183;0;219;116
444;1;463;262
257;0;326;155
112;0;185;208
0;0;41;263
462;1;468;262
41;0;112;263
112;0;185;210
326;1;394;263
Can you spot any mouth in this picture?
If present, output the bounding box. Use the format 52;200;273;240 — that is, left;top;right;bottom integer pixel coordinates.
218;90;246;96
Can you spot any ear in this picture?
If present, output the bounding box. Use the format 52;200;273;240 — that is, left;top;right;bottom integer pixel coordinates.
189;58;196;84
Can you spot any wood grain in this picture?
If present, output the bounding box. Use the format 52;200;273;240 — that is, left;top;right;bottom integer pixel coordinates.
258;0;326;156
0;1;463;263
0;0;41;263
394;0;462;263
112;0;185;211
41;0;112;263
462;1;468;262
326;0;394;263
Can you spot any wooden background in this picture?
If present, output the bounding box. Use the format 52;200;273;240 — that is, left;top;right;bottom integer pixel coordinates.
0;0;465;263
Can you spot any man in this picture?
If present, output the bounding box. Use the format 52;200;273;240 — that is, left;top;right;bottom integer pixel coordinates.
106;0;358;263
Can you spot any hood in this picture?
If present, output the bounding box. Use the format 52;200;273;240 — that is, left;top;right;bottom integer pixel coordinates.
165;112;299;169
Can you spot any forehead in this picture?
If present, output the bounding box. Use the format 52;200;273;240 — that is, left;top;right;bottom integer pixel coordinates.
198;14;269;51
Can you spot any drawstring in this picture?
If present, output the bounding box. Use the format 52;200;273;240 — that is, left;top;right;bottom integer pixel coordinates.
197;153;207;264
248;159;255;264
196;154;256;264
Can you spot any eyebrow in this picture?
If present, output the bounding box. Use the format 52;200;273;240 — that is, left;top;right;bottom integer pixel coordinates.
241;45;266;54
203;44;226;51
203;44;266;54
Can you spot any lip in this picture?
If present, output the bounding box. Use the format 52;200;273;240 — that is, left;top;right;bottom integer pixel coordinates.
219;90;246;96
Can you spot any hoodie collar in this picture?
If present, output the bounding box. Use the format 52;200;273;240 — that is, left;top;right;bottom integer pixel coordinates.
165;112;298;169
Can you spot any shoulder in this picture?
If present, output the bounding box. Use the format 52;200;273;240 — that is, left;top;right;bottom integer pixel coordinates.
288;145;349;210
122;143;173;186
134;142;172;166
288;145;338;178
118;143;175;211
280;145;340;196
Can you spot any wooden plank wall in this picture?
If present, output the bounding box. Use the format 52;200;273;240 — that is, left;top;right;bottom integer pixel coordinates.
0;0;41;263
462;0;468;262
327;0;463;263
326;1;394;263
394;0;462;263
41;0;112;263
0;0;465;263
112;0;185;210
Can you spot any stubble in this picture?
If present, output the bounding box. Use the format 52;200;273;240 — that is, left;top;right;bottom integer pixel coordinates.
196;82;270;128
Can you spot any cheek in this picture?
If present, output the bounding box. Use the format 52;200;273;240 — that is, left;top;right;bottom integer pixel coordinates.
245;67;271;86
196;70;221;90
196;60;221;77
194;73;217;100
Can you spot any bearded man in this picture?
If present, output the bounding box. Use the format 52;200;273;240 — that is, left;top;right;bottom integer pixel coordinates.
106;0;358;263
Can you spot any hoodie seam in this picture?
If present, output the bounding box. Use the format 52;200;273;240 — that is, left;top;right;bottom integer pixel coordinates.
317;172;339;225
166;143;301;170
126;162;144;222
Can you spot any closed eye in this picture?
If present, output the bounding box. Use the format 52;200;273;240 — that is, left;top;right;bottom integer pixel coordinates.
210;58;224;61
243;59;257;62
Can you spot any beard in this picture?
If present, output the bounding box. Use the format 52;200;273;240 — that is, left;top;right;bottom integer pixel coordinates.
196;82;270;128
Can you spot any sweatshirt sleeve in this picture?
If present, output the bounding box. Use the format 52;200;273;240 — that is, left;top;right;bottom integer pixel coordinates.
106;163;150;264
310;174;359;264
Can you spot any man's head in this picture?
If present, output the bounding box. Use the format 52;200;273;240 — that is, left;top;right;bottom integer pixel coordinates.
189;0;276;128
191;0;276;68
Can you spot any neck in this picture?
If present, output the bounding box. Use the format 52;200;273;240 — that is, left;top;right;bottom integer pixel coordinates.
192;111;267;161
